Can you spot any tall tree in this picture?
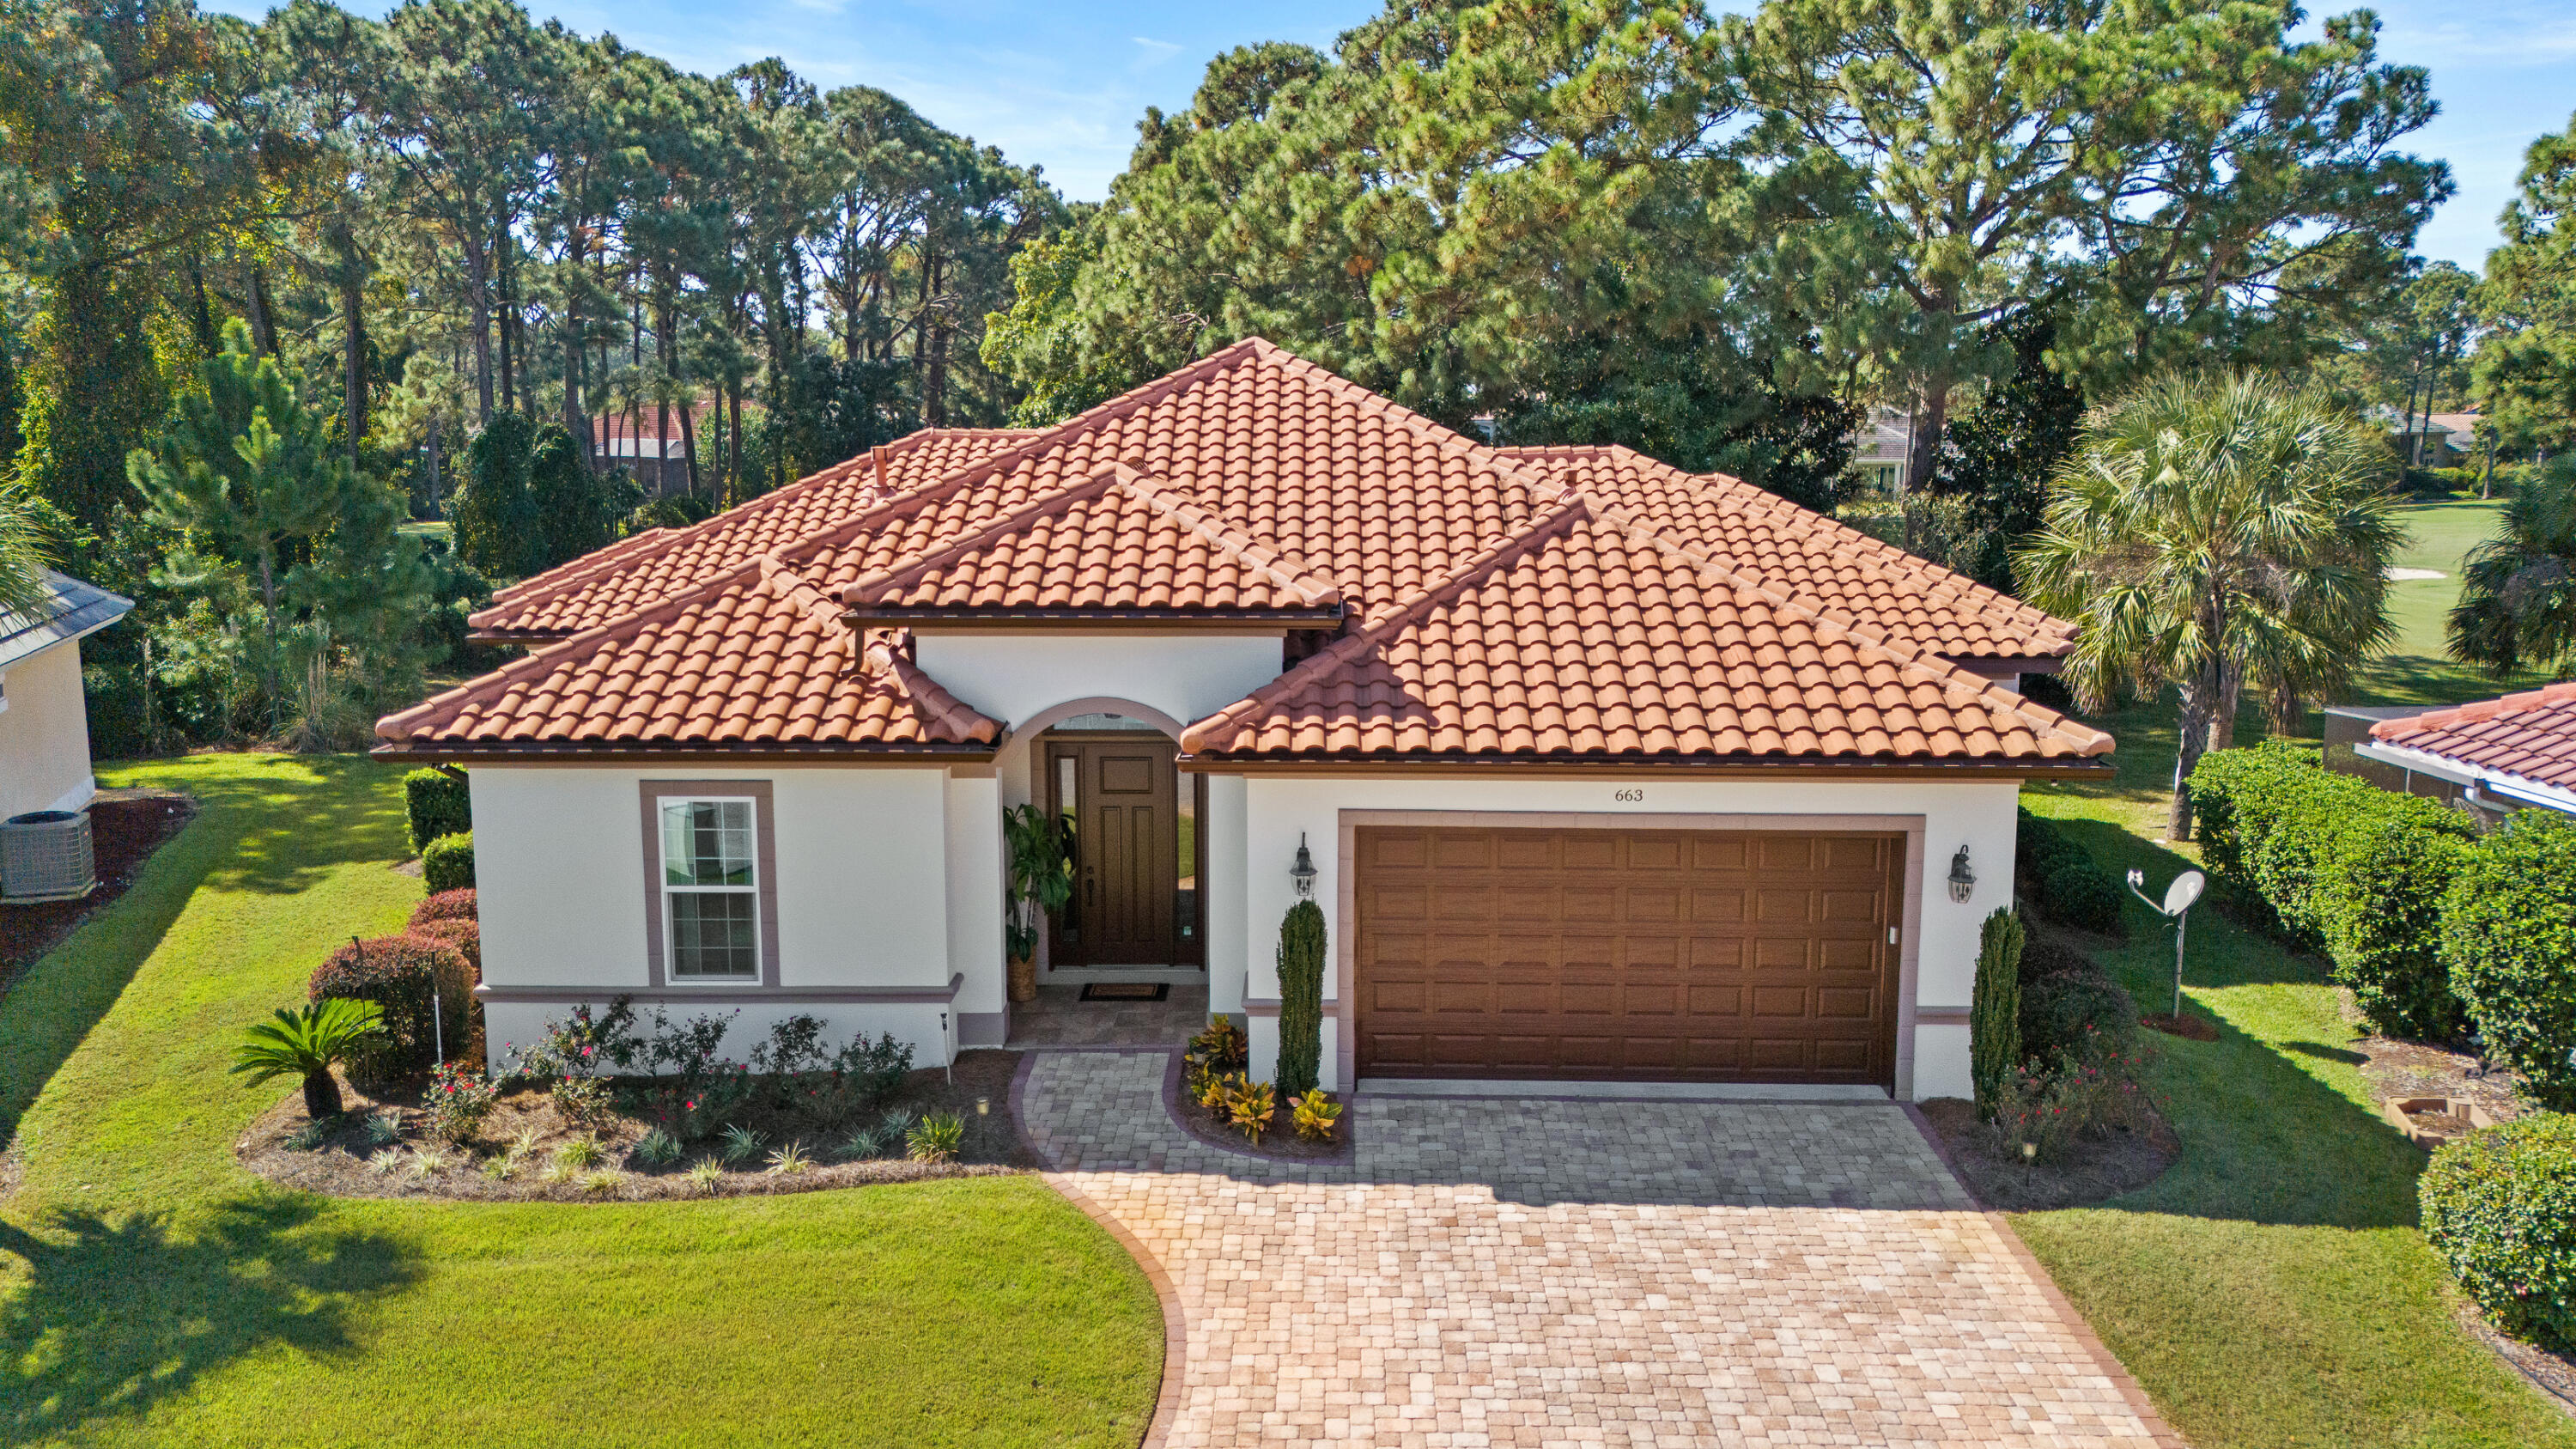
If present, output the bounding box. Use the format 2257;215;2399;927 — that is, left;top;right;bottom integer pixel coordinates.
2449;454;2576;679
2020;371;2402;838
1732;0;2450;490
2474;112;2576;458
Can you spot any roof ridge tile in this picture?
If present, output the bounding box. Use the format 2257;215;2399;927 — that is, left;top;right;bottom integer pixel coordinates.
2375;679;2576;740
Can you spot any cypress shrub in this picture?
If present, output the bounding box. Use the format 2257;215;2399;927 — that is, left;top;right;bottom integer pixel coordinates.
1971;909;2024;1117
309;934;474;1093
402;768;471;855
1274;899;1326;1098
422;831;475;894
2423;1114;2576;1349
2441;812;2576;1110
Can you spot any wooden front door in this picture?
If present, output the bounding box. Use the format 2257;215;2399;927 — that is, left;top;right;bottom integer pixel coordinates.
1353;826;1905;1087
1046;736;1181;966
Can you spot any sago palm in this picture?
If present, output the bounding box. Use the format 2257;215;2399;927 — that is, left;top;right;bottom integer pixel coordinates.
2019;371;2401;839
2450;454;2576;677
231;998;387;1120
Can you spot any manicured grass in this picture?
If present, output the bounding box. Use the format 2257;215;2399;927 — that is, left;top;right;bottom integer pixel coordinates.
2015;521;2576;1447
2385;500;2506;661
0;754;1161;1448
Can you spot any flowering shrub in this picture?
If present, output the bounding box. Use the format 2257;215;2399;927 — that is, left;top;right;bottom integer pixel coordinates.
1990;1029;2158;1163
421;1061;500;1145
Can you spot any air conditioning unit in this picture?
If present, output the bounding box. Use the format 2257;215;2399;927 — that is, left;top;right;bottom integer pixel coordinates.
1;809;96;903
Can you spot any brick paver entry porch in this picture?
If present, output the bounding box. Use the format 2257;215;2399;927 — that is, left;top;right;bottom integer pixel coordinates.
1018;1050;2171;1448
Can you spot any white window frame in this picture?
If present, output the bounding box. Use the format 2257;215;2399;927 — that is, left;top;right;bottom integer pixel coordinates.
658;795;762;983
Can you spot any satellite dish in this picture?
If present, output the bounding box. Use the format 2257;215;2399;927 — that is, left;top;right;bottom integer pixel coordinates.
2163;870;2205;916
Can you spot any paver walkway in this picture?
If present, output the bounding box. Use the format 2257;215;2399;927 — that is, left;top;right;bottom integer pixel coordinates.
1018;1050;2172;1448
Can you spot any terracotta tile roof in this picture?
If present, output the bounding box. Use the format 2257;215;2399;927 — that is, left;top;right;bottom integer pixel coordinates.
1179;490;2111;765
1496;445;2073;661
2370;683;2576;794
381;555;1001;753
841;464;1343;620
393;339;2103;770
474;427;1038;639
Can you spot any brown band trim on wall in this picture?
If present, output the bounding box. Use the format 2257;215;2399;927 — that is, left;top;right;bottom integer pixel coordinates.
638;779;781;989
476;973;967;1007
1913;1008;1972;1026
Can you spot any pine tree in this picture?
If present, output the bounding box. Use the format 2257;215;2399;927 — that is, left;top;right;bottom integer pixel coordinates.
455;411;538;578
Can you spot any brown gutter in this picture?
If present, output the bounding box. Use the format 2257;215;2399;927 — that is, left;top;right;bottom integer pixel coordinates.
1176;752;2115;781
371;739;999;767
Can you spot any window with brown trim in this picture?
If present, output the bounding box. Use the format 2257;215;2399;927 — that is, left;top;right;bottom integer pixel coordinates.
639;780;781;988
659;799;760;979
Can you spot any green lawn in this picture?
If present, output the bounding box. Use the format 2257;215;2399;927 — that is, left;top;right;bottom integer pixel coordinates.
2385;499;2506;661
2008;496;2576;1446
0;754;1162;1448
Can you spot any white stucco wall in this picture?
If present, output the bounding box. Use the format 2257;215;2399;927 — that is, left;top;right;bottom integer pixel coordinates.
1220;773;2023;1100
470;763;969;1069
0;642;99;821
916;630;1284;749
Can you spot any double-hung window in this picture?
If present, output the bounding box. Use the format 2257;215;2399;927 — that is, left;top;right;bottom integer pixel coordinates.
659;798;760;980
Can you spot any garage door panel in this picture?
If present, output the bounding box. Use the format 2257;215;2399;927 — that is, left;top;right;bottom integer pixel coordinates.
1357;825;1901;1087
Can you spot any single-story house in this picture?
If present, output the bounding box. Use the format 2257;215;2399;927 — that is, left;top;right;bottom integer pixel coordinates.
375;340;2111;1100
2332;685;2576;818
1;570;133;822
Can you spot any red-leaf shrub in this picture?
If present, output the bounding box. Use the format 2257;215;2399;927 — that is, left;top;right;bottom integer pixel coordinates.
308;935;473;1093
409;888;477;929
410;916;481;973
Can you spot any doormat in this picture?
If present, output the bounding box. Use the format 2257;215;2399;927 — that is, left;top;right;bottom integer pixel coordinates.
1079;982;1170;1002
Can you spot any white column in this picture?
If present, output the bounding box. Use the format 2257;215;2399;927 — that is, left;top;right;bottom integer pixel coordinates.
1205;773;1248;1020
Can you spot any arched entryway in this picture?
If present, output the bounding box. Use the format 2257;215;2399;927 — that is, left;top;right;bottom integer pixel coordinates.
1015;698;1205;975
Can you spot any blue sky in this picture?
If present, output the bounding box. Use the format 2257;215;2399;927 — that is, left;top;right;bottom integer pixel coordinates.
209;0;2573;272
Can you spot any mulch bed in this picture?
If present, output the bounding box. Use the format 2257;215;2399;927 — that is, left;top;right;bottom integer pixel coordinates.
0;788;197;981
1917;1096;2180;1211
2140;1010;2220;1041
238;1049;1037;1202
1163;1054;1352;1164
2458;1302;2576;1418
2336;992;2527;1128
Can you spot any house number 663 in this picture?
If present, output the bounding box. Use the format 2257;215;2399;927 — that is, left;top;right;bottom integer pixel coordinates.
1613;788;1646;803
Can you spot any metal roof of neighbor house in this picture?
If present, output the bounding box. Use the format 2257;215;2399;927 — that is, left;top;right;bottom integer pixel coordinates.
0;571;134;672
384;339;2105;770
2369;683;2576;795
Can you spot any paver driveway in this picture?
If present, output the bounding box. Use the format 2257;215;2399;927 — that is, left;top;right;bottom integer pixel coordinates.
1018;1050;2172;1448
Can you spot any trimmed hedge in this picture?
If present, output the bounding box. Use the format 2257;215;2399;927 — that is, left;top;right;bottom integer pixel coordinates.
411;916;481;972
409;887;477;929
309;934;475;1092
423;831;475;894
2441;812;2576;1110
2016;811;2126;936
403;768;471;856
2189;743;2479;1040
2018;933;2140;1067
2423;1113;2576;1349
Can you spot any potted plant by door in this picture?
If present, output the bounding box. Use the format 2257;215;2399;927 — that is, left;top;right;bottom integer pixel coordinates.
1003;803;1073;1003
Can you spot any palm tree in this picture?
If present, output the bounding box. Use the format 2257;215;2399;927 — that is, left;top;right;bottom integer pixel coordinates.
2450;454;2576;677
231;999;387;1119
2020;371;2402;839
0;478;58;619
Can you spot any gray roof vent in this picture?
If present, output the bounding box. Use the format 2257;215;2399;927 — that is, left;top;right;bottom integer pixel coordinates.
2;809;96;902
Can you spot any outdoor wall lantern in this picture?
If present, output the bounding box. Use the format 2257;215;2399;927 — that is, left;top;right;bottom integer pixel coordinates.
1947;845;1976;904
1291;833;1318;900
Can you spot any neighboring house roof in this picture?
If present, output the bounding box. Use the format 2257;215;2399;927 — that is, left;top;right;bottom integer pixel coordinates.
385;339;2104;772
0;571;134;672
1178;490;2110;768
2369;683;2576;801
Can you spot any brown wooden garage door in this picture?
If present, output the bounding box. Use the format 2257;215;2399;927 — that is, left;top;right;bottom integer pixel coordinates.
1354;826;1905;1086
